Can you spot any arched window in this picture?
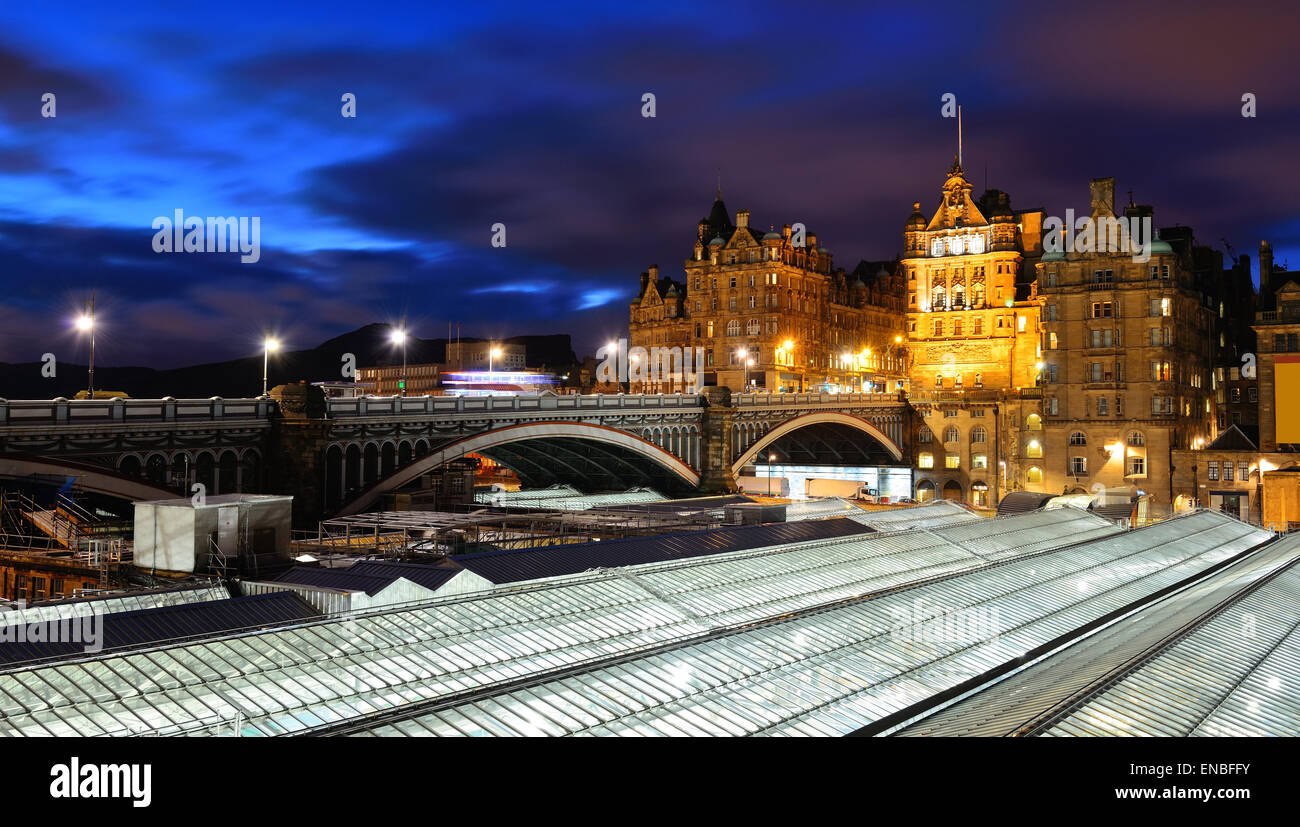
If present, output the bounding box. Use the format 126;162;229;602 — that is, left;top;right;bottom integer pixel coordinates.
918;426;934;444
1026;439;1043;458
1027;466;1043;483
1129;431;1145;446
970;426;987;444
1026;413;1042;431
746;318;760;336
726;319;741;337
932;285;946;309
916;479;936;502
1069;431;1088;446
943;426;960;444
971;481;989;507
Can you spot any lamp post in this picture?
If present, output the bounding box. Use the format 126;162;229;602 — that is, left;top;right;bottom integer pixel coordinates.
75;296;95;399
262;337;279;396
746;357;755;390
390;325;407;395
489;345;502;374
768;452;777;496
737;347;748;390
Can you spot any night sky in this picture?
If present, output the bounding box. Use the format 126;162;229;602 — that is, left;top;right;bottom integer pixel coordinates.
0;0;1297;369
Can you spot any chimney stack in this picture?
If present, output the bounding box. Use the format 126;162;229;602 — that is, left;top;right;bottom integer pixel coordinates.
1260;240;1274;307
1089;177;1116;218
639;271;650;294
736;209;749;229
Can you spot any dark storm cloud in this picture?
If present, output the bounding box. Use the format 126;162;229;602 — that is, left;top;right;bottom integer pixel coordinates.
1;0;1298;369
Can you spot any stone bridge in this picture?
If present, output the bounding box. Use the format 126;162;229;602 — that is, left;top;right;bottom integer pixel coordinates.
0;388;912;524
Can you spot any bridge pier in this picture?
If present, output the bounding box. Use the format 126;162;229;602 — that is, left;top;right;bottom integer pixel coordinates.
698;387;739;494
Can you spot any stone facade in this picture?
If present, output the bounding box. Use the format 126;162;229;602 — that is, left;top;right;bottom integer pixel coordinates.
629;192;906;394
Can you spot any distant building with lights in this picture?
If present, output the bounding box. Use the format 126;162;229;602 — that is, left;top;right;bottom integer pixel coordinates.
447;342;525;372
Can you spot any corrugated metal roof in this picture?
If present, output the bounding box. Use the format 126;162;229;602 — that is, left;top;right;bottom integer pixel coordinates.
0;509;1266;737
996;491;1055;515
1044;532;1300;737
450;517;876;584
274;566;408;595
0;592;320;667
355;510;1270;737
345;560;463;592
0;583;230;627
850;500;979;530
588;495;752;514
893;530;1300;737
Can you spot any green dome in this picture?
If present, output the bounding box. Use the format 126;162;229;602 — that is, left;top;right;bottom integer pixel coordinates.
1148;239;1174;254
1041;250;1066;261
763;231;781;240
708;236;726;246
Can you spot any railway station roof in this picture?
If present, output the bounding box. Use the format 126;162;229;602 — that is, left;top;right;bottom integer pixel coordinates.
0;508;1265;737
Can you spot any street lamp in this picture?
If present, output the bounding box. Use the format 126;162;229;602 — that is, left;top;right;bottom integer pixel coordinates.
262;337;279;396
489;345;502;373
768;452;777;496
737;348;748;389
75;296;95;399
390;326;407;395
746;357;755;389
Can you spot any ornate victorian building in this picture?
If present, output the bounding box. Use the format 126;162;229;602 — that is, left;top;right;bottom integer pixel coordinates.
626;167;1283;519
900;159;1045;507
629;191;906;394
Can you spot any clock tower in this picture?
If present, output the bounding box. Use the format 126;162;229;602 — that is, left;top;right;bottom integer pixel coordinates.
901;157;1044;393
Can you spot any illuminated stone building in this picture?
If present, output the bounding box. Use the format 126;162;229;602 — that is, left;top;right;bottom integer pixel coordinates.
629;191;906;394
627;167;1275;516
901;158;1045;508
1169;250;1300;525
1036;178;1222;519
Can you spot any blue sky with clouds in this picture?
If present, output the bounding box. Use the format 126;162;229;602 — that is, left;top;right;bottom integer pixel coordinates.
0;0;1297;368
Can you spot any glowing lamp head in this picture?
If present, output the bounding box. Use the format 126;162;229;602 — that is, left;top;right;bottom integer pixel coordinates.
264;338;279;352
737;347;747;358
894;335;902;344
75;315;93;332
783;339;794;350
490;347;502;358
1035;361;1045;371
390;329;406;344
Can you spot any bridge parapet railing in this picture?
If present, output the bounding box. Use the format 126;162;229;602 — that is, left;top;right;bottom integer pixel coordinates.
0;397;274;427
732;391;907;407
325;392;707;418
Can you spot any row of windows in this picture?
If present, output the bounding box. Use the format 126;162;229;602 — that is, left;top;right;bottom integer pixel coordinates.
1042;265;1171;287
1207;461;1253;482
919;426;989;444
918;453;989;470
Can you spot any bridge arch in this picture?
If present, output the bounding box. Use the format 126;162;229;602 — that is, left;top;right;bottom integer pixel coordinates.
730;411;903;476
336;421;701;516
0;455;177;502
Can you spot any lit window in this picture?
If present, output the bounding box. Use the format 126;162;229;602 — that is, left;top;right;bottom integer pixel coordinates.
1026;440;1043;458
945;455;960;469
972;454;988;469
1027;466;1043;483
918;453;934;469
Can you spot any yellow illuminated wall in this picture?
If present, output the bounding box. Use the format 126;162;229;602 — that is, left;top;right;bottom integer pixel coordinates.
1278;355;1300;443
